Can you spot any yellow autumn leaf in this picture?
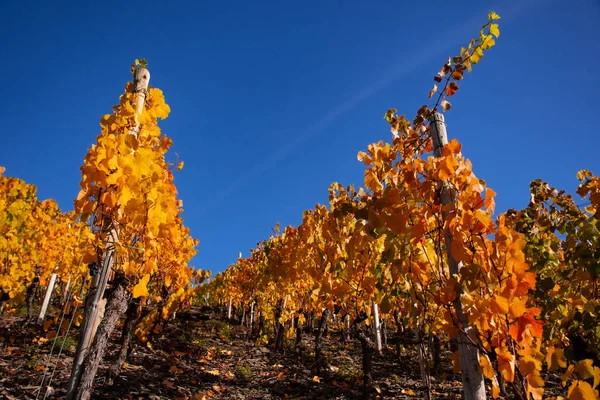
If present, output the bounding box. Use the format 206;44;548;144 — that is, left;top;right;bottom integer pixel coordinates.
312;375;320;383
480;354;496;379
574;359;594;379
546;346;567;371
528;384;544;400
471;47;484;64
509;297;527;318
176;161;184;171
568;380;597;400
206;369;220;376
490;295;509;314
489;11;501;20
365;168;383;192
490;23;500;38
101;190;118;209
562;365;575;387
527;371;544;388
519;355;540;377
132;274;150;298
119;186;135;209
481;35;495;50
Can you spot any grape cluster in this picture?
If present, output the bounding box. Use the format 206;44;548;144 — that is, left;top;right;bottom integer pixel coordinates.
88;262;99;277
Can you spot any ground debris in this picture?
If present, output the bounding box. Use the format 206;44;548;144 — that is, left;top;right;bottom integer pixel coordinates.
0;309;569;399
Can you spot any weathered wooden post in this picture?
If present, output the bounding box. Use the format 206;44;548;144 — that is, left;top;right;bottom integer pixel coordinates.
37;273;57;324
66;234;117;398
430;112;486;400
344;314;351;341
61;276;71;306
66;65;150;400
415;322;431;400
372;301;382;353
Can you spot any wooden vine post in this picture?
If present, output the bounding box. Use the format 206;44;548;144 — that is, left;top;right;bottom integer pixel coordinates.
37;272;57;324
430;112;486;400
66;237;117;397
415;319;431;400
61;276;71;305
66;66;150;400
371;301;382;353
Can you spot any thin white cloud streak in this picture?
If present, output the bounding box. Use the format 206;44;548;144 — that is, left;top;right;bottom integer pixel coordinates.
192;0;548;215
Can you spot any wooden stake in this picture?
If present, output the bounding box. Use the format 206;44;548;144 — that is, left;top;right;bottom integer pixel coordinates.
37;273;57;324
61;276;71;306
249;301;254;329
430;112;486;400
227;298;233;320
372;301;382;353
90;298;107;340
415;321;431;400
66;248;116;398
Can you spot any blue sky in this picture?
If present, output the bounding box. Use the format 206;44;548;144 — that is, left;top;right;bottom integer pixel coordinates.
1;0;598;274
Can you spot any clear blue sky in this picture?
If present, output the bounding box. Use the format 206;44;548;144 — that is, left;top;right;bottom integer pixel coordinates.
1;0;598;274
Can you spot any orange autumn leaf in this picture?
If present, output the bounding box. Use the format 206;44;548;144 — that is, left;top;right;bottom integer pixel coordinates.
510;311;543;342
437;154;459;181
169;365;183;374
441;99;452;112
496;345;516;382
429;84;438;99
445;81;459;96
492;379;501;399
442;139;462;156
485;187;496;211
450;237;470;262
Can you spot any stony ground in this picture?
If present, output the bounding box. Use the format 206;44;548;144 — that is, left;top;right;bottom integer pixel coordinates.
0;308;568;399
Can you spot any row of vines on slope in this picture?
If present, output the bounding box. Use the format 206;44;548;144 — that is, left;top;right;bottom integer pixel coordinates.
204;12;600;400
0;168;90;320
